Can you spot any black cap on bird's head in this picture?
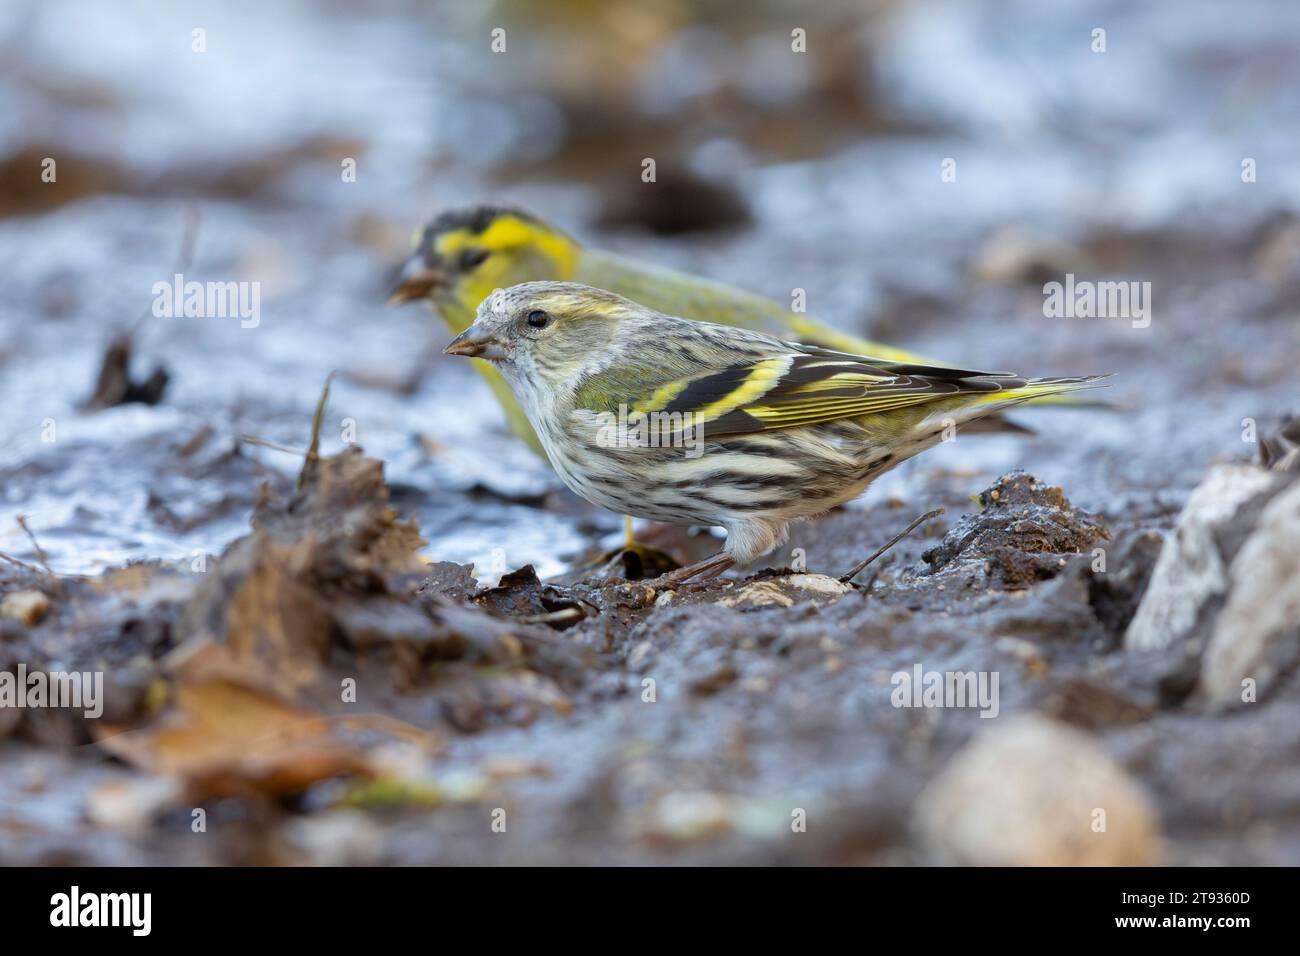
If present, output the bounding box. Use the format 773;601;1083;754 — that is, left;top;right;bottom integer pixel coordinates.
388;205;578;307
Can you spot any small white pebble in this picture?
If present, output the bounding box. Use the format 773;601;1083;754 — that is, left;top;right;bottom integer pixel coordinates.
0;590;51;626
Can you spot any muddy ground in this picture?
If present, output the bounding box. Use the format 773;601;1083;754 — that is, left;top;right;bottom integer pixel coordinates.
2;1;1299;865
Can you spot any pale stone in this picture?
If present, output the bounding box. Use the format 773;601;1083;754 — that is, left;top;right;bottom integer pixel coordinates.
1201;480;1300;707
1125;465;1277;651
915;715;1162;865
0;590;52;626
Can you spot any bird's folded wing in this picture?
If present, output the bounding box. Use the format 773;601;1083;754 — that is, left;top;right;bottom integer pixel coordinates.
575;349;1018;438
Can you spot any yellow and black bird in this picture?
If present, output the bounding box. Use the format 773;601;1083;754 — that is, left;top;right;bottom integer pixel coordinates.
389;204;931;454
389;205;1090;556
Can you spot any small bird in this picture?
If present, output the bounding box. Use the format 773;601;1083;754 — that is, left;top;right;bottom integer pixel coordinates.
391;205;955;455
443;282;1105;584
391;204;912;355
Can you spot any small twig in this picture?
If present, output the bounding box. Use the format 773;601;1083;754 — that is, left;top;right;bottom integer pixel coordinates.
15;515;53;577
839;508;944;584
239;435;308;457
15;515;65;591
3;516;68;592
857;567;883;598
298;371;336;490
0;550;43;574
516;607;586;627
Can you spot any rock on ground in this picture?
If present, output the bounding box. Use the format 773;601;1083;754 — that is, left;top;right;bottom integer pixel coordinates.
1201;478;1300;707
914;715;1162;866
1125;464;1283;652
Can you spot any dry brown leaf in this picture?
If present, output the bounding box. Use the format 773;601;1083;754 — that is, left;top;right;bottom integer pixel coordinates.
222;543;334;692
94;679;384;800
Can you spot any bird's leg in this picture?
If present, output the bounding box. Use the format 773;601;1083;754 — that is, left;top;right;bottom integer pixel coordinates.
624;514;636;550
649;551;735;587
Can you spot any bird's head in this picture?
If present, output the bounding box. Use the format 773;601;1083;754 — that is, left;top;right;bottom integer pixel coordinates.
388;206;581;324
443;281;645;384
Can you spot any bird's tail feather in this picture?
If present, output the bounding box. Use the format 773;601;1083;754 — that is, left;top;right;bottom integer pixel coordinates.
905;374;1111;447
975;373;1113;409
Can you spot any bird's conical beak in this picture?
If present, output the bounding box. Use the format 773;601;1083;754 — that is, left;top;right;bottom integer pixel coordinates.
444;324;508;360
387;261;445;306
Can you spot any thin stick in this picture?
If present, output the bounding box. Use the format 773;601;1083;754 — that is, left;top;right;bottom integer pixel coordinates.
839;508;944;584
239;435;308;457
298;371;336;490
15;515;54;577
0;550;43;574
516;607;586;626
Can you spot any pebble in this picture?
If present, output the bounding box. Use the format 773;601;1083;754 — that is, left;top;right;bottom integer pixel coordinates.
0;590;51;626
645;791;734;842
1126;464;1276;651
914;715;1162;865
1201;478;1300;706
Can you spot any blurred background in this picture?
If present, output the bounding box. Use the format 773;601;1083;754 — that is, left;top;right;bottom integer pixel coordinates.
3;0;1297;576
3;0;1300;868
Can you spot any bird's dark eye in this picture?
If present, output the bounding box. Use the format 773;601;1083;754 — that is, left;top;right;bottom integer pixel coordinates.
527;309;551;329
458;248;489;271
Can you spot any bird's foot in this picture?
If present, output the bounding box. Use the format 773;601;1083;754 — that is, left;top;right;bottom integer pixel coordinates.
602;542;680;580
